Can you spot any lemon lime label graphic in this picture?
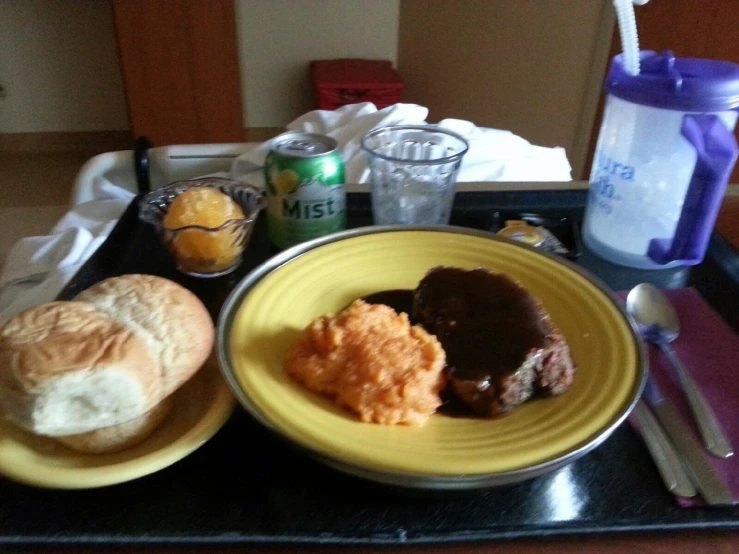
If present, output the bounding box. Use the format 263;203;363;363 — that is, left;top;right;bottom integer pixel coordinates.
272;168;300;195
265;133;346;249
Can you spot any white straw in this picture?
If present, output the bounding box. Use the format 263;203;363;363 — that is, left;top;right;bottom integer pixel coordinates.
613;0;647;76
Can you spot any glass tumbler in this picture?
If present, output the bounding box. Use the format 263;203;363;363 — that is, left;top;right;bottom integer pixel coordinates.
361;125;469;225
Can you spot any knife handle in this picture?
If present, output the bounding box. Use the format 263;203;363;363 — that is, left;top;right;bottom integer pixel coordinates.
650;399;737;506
660;343;734;458
633;400;697;498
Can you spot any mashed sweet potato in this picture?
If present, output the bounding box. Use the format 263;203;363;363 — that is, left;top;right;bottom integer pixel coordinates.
285;300;446;426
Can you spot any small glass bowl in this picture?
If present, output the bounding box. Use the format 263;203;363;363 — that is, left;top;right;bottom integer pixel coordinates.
139;178;265;278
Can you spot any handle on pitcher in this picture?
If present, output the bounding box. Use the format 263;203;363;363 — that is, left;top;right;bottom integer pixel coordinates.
647;114;738;265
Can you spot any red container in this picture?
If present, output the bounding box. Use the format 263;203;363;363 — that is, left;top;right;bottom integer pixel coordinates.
310;59;404;110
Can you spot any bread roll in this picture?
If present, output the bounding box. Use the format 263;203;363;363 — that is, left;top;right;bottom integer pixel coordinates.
75;274;214;397
56;396;173;454
0;301;163;436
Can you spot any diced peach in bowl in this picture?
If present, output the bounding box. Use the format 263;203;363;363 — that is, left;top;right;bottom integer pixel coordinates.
139;178;265;277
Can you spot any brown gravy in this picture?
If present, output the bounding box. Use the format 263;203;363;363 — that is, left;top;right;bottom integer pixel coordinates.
361;290;416;323
361;268;550;418
414;267;548;382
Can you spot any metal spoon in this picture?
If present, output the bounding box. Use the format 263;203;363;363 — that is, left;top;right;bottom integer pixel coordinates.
627;283;733;458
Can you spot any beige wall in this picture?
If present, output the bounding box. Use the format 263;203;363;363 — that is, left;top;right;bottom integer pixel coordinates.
0;0;610;177
235;0;400;128
397;0;613;179
0;0;129;134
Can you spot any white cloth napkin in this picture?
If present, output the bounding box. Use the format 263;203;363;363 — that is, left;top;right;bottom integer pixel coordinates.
0;177;134;325
0;102;572;324
231;102;572;186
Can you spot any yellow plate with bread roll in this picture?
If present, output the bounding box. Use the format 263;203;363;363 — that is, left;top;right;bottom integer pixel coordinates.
0;275;235;489
219;227;644;489
0;357;233;489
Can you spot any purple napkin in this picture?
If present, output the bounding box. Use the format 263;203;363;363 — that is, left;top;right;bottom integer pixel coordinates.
616;288;738;506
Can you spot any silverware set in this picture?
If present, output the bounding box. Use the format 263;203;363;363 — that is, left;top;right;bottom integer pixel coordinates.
626;283;735;506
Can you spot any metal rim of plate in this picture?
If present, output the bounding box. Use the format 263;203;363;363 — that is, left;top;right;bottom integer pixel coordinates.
216;225;648;490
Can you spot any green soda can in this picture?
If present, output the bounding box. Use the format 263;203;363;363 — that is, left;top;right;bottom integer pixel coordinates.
264;132;346;249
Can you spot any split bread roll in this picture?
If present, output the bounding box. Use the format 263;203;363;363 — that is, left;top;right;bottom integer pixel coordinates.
75;274;214;398
57;396;173;454
0;301;164;436
0;274;214;446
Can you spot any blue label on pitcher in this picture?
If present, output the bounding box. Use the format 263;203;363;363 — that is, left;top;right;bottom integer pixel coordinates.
598;153;635;181
589;150;635;214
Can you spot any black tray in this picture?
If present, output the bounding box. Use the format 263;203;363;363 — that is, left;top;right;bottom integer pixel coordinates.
1;190;737;547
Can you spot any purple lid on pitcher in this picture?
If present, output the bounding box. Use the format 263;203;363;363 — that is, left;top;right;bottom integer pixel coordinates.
605;50;739;112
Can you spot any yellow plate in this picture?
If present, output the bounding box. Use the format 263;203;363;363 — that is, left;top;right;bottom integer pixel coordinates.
0;357;234;489
220;227;643;487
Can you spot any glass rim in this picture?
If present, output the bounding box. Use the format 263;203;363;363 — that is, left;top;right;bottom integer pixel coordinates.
360;124;470;165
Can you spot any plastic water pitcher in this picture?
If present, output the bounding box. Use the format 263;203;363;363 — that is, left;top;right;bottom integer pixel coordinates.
583;51;739;269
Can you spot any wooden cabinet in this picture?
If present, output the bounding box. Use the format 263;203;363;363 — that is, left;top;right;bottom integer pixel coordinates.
112;0;245;146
